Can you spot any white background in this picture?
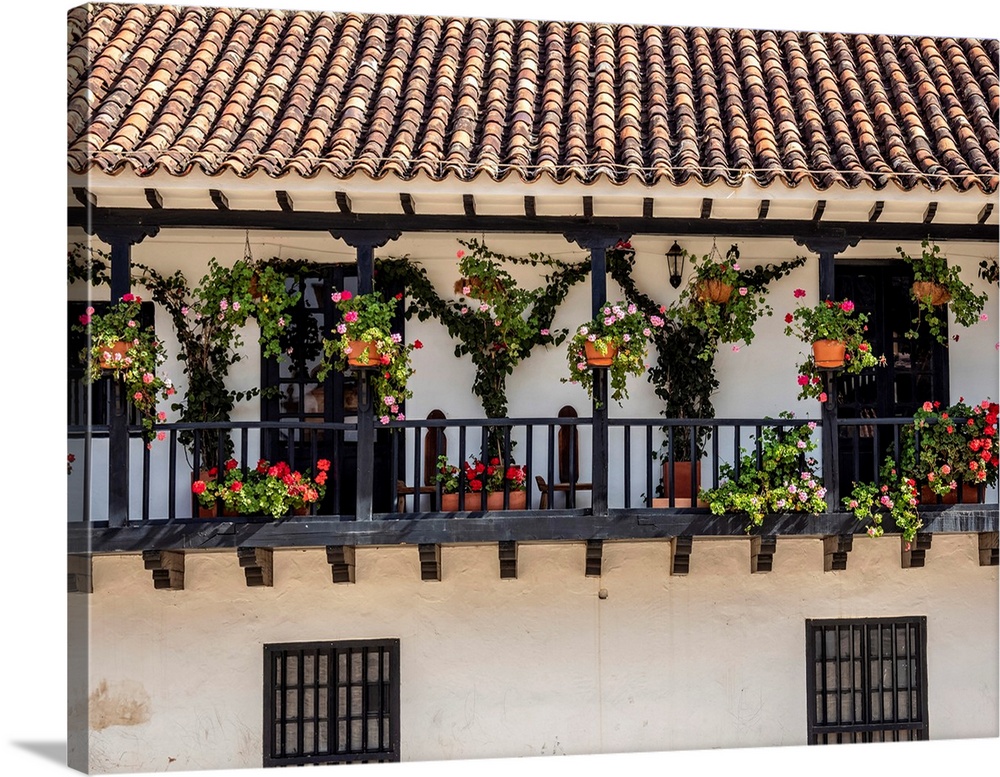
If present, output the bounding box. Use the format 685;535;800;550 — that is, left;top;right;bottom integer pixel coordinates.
5;1;998;776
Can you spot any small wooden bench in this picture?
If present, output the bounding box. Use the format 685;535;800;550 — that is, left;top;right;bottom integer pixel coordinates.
535;405;593;508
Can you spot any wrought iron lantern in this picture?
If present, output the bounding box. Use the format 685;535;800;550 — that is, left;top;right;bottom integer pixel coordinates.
665;241;685;289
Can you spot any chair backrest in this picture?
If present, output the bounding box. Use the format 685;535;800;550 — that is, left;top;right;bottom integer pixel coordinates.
557;405;580;484
423;409;447;485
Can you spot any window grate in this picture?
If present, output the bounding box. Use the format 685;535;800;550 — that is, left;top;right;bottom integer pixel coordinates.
806;617;928;744
264;639;400;766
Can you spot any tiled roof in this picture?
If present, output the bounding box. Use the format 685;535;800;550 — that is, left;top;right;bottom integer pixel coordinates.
67;3;1000;193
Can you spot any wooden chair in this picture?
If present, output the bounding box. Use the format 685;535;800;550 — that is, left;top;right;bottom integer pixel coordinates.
396;410;447;512
536;405;593;508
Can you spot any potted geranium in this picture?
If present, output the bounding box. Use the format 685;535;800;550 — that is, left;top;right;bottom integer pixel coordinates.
673;243;773;361
908;398;999;502
896;239;989;344
73;293;174;444
192;457;332;519
783;290;882;401
564;300;665;407
435;454;528;511
843;456;922;544
698;415;828;531
318;289;421;424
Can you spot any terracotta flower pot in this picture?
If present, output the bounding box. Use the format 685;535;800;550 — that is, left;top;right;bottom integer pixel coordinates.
98;341;131;369
919;485;982;505
911;281;951;306
584;341;618;368
441;491;527;511
657;460;707;508
347;340;380;367
696;279;733;304
812;339;847;368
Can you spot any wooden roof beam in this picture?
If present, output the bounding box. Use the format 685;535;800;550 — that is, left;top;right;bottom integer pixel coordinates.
144;188;163;209
923;202;938;224
978;203;994;224
335;191;352;213
758;200;770;220
869;201;884;222
499;541;517;579
276;191;294;212
327;545;356;584
823;534;854;572
209;189;229;210
142;550;184;590
700;198;713;219
585;539;603;577
524;195;536;218
463;194;476;217
73;187;95;209
671;535;692;575
238;547;273;587
642;197;654;218
400;193;415;216
812;200;827;222
419;543;441;581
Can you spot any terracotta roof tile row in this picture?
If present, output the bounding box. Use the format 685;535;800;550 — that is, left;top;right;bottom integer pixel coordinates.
67;3;1000;192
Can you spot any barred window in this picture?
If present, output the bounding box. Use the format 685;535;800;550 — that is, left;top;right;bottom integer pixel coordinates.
806;617;928;744
264;640;400;766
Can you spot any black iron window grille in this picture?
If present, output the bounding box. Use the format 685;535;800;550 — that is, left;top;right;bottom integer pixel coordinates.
264;639;400;766
806;617;929;744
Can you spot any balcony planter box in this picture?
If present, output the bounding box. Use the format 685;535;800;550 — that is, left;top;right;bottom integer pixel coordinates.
919;486;983;505
441;491;527;511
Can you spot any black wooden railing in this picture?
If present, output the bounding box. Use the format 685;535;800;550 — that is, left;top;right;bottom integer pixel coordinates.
67;414;995;526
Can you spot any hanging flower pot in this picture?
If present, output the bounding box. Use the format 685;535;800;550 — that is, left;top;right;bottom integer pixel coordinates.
911;281;951;306
583;341;618;368
346;340;380;368
98;341;131;369
812;339;847;368
696;279;733;305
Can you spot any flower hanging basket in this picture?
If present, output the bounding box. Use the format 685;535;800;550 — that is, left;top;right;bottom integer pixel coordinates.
98;341;131;370
346;340;380;368
812;339;847;368
911;281;951;306
696;280;734;305
584;341;618;368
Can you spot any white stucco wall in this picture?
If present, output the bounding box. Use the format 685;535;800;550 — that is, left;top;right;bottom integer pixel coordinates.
77;535;998;773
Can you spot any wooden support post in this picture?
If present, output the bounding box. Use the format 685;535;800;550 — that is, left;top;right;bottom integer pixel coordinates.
979;532;999;566
750;535;777;573
142;550;184;590
585;539;603;577
901;534;932;569
823;534;854;572
68;554;93;594
671;535;693;575
326;546;356;584
418;544;441;581
498;541;518;579
237;547;273;587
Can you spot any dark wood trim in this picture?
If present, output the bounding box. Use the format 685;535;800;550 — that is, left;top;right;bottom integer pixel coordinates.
209;189;229;210
978;532;998;566
70;508;997;555
671;535;693;575
812;200;826;222
642;197;654;218
73;187;95;208
400;192;415;215
758;200;770;219
978;203;995;224
582;196;593;219
901;533;932;568
144;188;163;209
523;195;536;218
68;206;999;243
463;194;476;217
585;539;603;577
868;201;884;222
823;534;853;571
700;198;713;219
750;535;776;573
335;191;352;213
238;547;273;587
923;202;938;224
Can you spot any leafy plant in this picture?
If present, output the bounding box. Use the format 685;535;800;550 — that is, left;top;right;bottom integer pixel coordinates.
672;243;774;360
698;415;827;531
133;257;300;463
783;290;882;401
68;243;110;286
72;293;174;444
317;289;421;423
843;456;922;544
908;398;999;496
979;257;999;285
192;457;330;519
896;239;989;344
377;239;590;453
563;298;665;407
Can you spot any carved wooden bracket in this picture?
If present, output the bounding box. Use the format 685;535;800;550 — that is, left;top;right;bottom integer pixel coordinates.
750;535;777;573
823;534;854;572
419;544;441;582
68;554;93;594
238;547;273;587
498;541;518;579
979;532;999;567
326;546;356;584
901;534;933;569
671;535;693;575
585;539;603;577
142;550;184;590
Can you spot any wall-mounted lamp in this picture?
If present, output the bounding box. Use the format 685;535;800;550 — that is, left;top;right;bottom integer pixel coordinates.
665;241;685;289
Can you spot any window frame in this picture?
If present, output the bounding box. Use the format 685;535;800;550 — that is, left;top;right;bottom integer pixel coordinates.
263;638;401;767
805;616;929;744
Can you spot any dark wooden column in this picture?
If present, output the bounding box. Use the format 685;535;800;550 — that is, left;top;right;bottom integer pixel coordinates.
330;229;401;521
794;232;860;509
564;229;630;517
90;226;159;527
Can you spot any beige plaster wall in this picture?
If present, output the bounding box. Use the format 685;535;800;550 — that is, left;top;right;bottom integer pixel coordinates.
80;535;998;773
